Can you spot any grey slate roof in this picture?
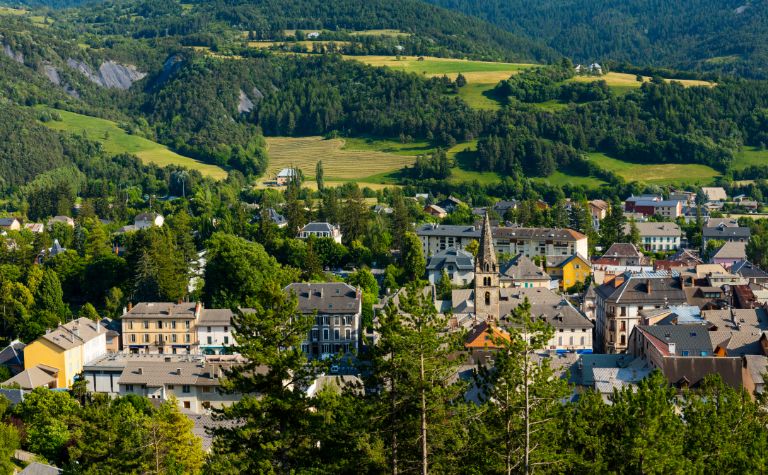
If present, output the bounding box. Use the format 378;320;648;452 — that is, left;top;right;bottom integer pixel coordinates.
603;243;643;259
0;218;18;227
731;260;768;279
426;247;474;271
501;255;550;281
39;317;105;351
703;308;768;356
300;222;338;233
596;272;686;305
625;222;681;237
286;282;361;315
122;302;197;320
198;309;235;325
415;223;480;238
0;340;25;367
499;287;593;330
638;324;713;356
661;357;746;390
118;360;222;387
712;241;747;260
702;225;750;239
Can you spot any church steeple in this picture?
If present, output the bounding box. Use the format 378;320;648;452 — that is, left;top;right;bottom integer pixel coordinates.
477;211;497;274
474;212;499;320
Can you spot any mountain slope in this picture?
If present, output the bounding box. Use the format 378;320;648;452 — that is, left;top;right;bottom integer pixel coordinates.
424;0;768;78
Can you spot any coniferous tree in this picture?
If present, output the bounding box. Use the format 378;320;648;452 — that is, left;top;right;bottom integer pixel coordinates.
473;298;570;474
209;283;321;473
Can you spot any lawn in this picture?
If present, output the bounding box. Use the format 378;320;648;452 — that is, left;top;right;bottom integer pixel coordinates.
532;171;607;188
40;108;228;179
732;146;768;171
587;152;720;185
262;136;418;186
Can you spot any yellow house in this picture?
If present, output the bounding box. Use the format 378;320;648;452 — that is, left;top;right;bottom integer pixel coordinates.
24;317;107;388
546;253;592;291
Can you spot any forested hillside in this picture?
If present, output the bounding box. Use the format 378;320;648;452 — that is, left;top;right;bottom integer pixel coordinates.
425;0;768;78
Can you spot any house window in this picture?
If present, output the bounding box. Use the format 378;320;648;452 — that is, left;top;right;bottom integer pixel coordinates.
157;320;163;329
183;401;191;409
129;321;133;330
323;329;329;340
172;334;177;343
185;321;190;330
311;329;319;341
207;326;211;332
485;292;491;306
143;334;149;343
345;329;351;340
334;316;340;326
334;329;340;340
224;326;228;332
620;307;627;316
185;334;190;343
125;385;134;392
168;385;174;390
182;385;191;393
130;334;136;343
224;336;229;344
620;334;626;346
143;320;149;329
207;336;212;344
171;321;177;330
202;387;211;393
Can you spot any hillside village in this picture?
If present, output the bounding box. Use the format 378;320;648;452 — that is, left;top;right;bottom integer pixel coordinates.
3;177;768;469
4;0;768;472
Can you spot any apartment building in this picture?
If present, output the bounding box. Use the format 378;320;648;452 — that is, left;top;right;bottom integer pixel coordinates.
287;283;362;360
121;302;201;354
594;272;687;354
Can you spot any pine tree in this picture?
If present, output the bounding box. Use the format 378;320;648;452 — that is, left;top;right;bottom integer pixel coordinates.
315;160;325;191
209;283;321;472
473;298;570;474
401;232;426;282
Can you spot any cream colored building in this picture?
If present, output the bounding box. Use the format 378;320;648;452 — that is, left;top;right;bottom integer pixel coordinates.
121;302;202;354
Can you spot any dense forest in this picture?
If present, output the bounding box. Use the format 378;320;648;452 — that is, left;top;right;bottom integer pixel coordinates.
425;0;768;78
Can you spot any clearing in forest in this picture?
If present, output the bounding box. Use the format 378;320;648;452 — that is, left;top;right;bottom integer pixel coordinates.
587;152;720;185
262;136;418;187
40;108;228;180
570;72;714;93
346;55;534;110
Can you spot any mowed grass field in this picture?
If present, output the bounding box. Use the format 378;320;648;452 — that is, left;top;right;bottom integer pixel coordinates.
732;146;768;171
587;152;720;185
248;41;351;52
262;136;418;188
41;109;228;179
346;55;534;110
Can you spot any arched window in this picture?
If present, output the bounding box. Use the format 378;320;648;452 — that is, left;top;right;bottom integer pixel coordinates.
485;291;491;306
485;263;490;272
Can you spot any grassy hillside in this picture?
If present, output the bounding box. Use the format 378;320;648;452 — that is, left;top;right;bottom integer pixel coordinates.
732;147;768;171
587;152;720;186
261;136;418;187
41;109;229;180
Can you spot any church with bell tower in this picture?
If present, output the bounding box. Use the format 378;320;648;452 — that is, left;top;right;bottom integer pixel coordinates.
474;212;500;320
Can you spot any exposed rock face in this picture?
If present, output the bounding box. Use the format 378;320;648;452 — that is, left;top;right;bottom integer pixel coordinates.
238;89;254;113
42;63;61;85
98;61;146;89
3;44;23;64
66;58;146;90
251;86;264;100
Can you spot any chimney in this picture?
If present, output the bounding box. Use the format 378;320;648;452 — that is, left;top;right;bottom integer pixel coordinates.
668;342;676;355
195;302;202;319
137;367;143;375
164;356;172;363
646;279;652;295
176;368;182;375
127;302;133;312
